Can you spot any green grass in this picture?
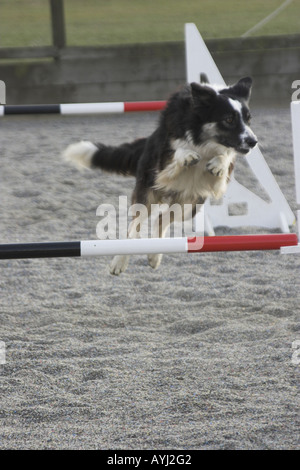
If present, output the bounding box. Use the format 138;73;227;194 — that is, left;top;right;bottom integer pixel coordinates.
1;0;300;48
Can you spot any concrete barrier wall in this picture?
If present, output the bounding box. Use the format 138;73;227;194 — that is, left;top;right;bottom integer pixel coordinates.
0;35;299;107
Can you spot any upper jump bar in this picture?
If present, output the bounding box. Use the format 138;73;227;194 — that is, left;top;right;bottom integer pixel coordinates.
0;101;167;116
0;234;297;260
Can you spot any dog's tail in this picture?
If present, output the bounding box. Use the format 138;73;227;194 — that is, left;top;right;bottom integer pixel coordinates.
63;138;147;177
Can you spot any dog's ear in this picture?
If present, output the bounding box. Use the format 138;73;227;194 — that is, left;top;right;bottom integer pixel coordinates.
200;73;209;84
229;77;253;102
190;82;216;107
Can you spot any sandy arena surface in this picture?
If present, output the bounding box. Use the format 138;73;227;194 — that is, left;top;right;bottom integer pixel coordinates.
0;106;299;449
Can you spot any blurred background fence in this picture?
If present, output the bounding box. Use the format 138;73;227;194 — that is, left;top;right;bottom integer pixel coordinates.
0;0;300;106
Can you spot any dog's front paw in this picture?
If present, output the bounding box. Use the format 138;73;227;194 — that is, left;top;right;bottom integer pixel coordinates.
184;151;201;167
175;148;200;167
110;255;129;275
206;157;227;177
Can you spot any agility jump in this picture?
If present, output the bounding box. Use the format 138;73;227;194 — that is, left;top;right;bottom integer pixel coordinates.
2;99;299;260
1;24;299;261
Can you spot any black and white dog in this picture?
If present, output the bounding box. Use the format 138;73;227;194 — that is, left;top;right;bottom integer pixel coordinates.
63;77;257;275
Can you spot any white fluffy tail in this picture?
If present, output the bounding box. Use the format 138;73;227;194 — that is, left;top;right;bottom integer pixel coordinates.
63;140;98;170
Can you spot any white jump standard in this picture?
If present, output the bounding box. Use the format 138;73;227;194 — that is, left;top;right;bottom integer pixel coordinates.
281;101;300;254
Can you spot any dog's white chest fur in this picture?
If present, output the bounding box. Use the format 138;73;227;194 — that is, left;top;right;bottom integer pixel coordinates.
154;137;236;201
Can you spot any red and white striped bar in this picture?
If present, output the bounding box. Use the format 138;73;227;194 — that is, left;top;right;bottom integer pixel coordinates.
0;234;297;260
0;100;167;116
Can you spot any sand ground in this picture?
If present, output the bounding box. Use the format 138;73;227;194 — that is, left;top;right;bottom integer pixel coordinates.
0;107;299;449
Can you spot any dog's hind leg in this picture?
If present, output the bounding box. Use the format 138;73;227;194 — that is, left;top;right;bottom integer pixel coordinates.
109;202;149;275
147;202;202;270
147;209;175;270
110;253;130;276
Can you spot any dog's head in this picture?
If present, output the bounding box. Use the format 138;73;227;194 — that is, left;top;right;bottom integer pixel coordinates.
190;77;257;154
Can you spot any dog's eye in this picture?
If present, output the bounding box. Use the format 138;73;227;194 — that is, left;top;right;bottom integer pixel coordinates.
224;115;235;125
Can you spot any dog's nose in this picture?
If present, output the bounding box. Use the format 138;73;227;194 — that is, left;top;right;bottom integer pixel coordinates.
245;136;257;148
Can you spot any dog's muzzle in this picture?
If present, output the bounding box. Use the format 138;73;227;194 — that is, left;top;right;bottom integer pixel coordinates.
238;129;258;154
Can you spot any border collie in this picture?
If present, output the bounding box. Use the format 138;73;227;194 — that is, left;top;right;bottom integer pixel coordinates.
63;77;257;275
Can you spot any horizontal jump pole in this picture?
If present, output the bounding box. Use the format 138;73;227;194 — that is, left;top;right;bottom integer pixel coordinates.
0;234;297;260
0;101;167;116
